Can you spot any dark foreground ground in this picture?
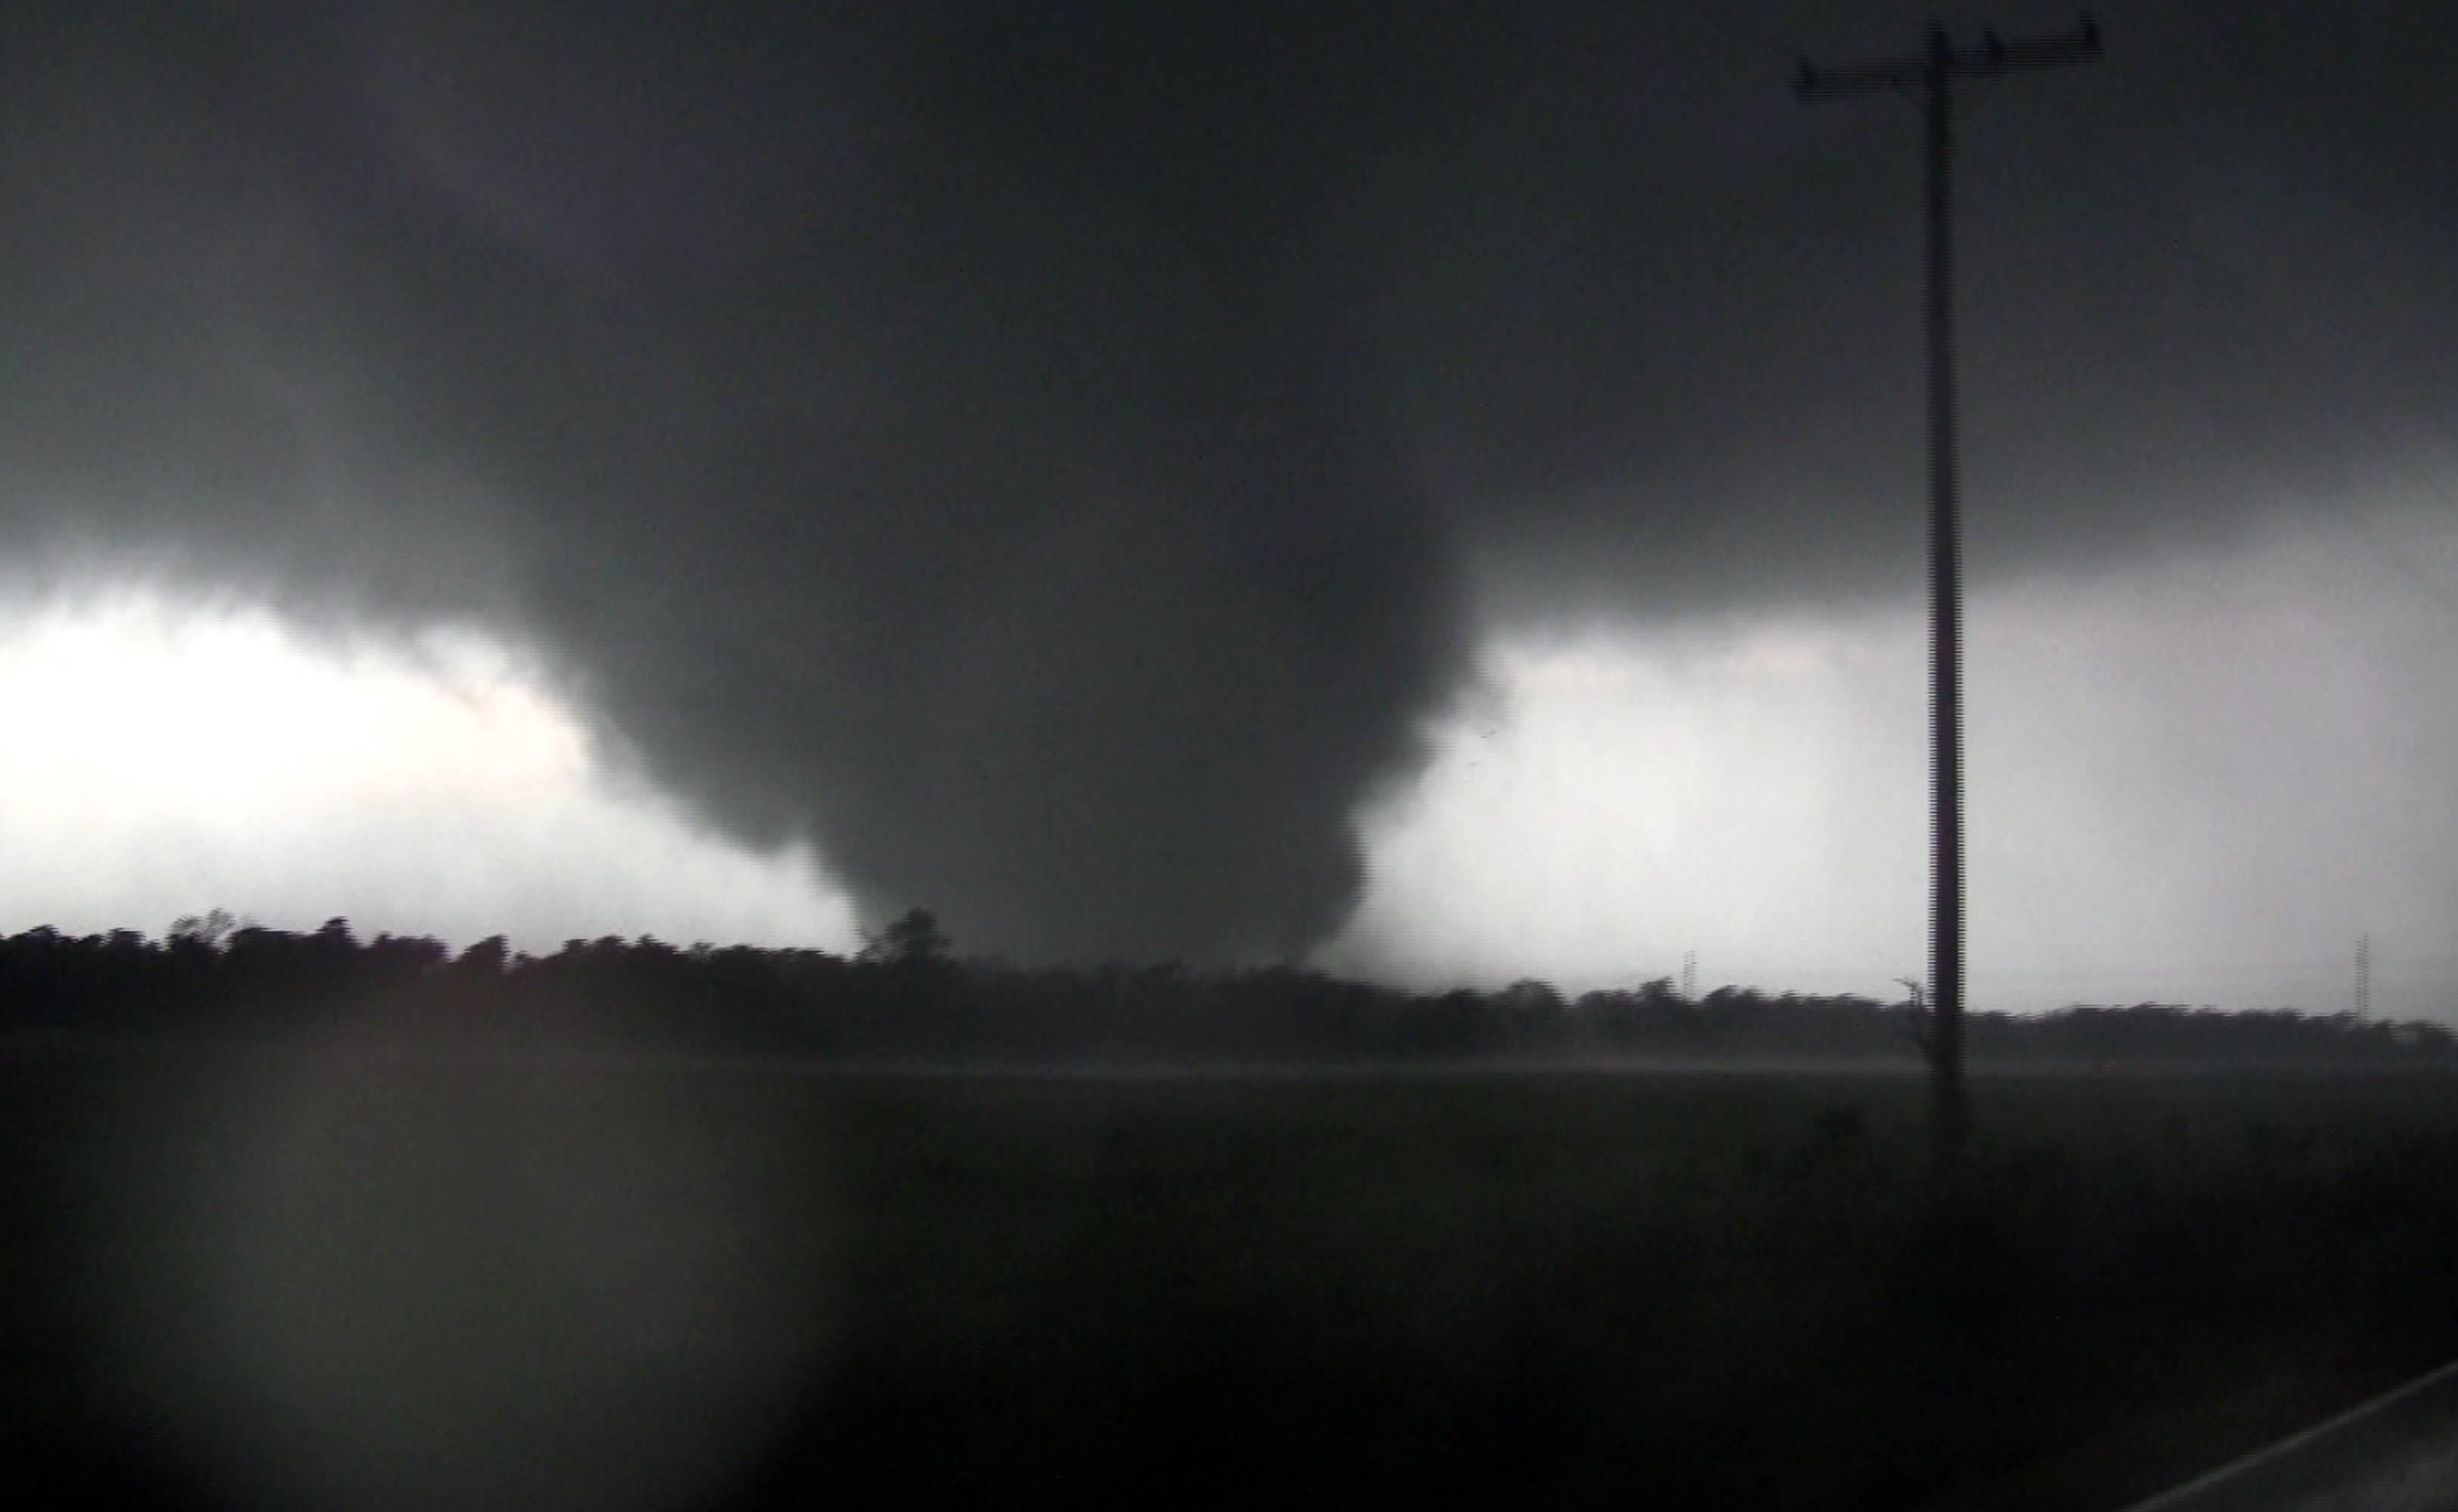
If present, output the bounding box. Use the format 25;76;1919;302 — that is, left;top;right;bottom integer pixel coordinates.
8;1052;2458;1510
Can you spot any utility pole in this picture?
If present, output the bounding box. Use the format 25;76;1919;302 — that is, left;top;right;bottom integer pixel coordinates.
1796;16;2102;1169
1682;950;1697;1001
2356;934;2373;1020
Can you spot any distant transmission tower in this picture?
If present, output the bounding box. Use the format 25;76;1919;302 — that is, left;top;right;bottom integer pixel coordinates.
2357;934;2373;1020
1796;15;2103;1169
1682;950;1697;1000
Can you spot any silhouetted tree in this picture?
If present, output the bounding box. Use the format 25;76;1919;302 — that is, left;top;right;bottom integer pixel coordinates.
860;908;950;968
0;919;2451;1068
168;908;237;950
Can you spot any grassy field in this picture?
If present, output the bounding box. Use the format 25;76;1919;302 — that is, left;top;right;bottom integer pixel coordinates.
8;1053;2458;1509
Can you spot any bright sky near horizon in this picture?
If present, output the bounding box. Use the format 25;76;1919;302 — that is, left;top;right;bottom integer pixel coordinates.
0;597;859;959
5;504;2454;1021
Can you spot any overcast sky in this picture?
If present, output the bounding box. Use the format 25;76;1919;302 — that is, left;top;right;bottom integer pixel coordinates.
1;2;2453;1012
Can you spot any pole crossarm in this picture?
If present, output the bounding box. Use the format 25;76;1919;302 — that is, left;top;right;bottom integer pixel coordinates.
1793;16;2100;100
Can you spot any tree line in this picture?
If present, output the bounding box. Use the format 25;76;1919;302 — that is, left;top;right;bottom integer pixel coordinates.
0;908;2450;1067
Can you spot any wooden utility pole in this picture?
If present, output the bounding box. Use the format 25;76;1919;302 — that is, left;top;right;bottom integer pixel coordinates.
1795;17;2102;1168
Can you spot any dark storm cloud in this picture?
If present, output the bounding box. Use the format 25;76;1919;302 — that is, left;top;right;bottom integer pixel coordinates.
2;1;2450;960
1366;1;2458;613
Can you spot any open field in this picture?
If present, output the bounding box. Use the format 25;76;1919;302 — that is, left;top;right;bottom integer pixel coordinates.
8;1055;2458;1509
